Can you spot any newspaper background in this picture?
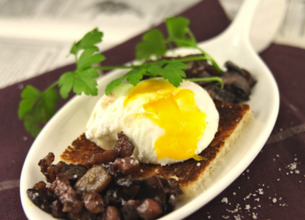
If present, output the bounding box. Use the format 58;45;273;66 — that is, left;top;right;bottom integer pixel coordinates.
0;0;201;89
0;0;304;89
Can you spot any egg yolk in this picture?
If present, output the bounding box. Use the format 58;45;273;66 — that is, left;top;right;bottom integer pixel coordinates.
125;79;206;160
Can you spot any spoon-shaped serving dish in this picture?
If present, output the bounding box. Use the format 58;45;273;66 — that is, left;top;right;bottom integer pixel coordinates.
20;0;279;219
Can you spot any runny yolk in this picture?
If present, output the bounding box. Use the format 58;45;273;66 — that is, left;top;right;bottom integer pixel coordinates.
124;79;206;160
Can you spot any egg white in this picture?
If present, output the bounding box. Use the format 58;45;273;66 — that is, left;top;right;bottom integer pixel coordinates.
85;79;219;166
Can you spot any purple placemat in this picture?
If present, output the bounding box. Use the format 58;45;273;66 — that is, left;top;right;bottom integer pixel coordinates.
0;0;304;219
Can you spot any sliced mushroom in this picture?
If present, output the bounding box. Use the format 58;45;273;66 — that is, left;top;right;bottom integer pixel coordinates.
74;165;111;194
205;86;237;103
221;71;251;101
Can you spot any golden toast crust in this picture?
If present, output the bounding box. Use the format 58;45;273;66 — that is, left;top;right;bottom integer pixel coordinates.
61;101;250;189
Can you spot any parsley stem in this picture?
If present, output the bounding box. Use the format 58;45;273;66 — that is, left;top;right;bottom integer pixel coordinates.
167;37;223;74
45;80;59;93
195;46;222;74
96;65;141;70
164;56;208;62
96;56;209;70
186;77;224;88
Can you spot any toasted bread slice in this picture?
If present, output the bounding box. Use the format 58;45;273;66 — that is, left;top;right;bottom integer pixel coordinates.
61;101;252;200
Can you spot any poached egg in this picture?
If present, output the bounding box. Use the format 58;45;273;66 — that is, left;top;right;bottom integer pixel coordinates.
85;78;219;166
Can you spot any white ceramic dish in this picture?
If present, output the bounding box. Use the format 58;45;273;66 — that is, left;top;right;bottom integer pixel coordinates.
20;0;279;219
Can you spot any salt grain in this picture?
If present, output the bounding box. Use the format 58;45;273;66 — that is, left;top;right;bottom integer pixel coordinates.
272;198;277;203
244;193;252;200
221;197;228;204
226;204;239;214
252;212;258;219
234;215;241;220
287;162;297;170
197;162;201;167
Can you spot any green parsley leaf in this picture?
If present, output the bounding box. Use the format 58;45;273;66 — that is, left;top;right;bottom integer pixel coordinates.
70;28;103;55
19;86;59;137
146;60;166;77
60;29;104;99
166;16;197;47
105;68;148;95
136;29;167;60
73;68;100;96
58;72;74;99
18;85;41;119
126;68;147;86
105;77;127;96
77;48;105;71
59;68;100;97
160;61;188;87
39;89;60;119
23;108;45;138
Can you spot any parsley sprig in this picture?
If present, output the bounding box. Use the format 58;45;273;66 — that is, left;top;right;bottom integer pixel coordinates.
18;28;105;137
18;17;223;138
103;16;222;95
136;17;221;72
